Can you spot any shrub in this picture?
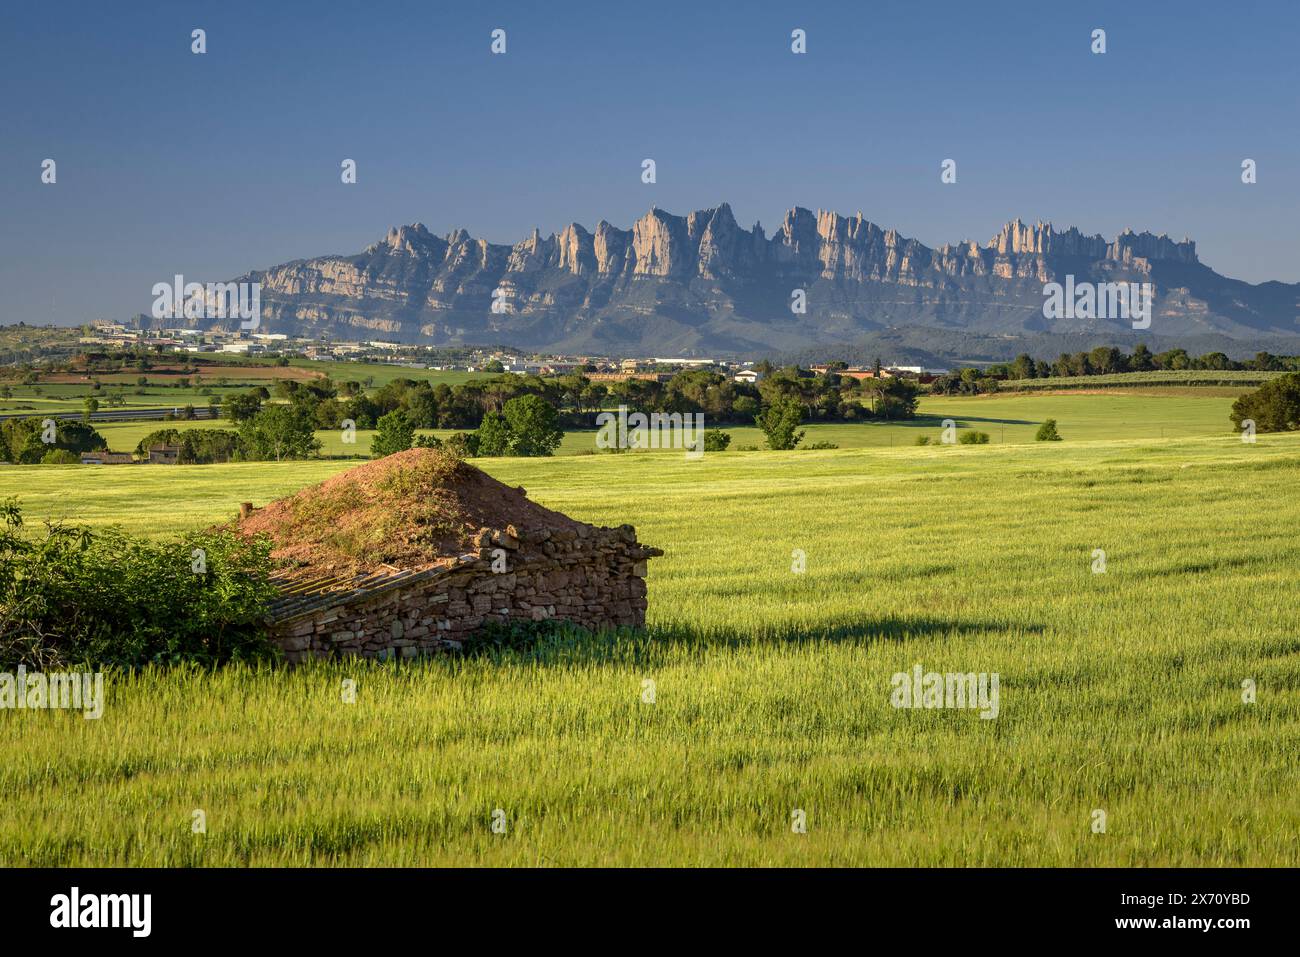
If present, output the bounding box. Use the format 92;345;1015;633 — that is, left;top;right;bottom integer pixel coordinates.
371;410;415;458
0;501;277;668
958;430;990;445
443;432;479;458
803;441;839;450
915;435;931;446
702;430;732;452
41;449;81;465
755;397;805;450
1035;419;1063;441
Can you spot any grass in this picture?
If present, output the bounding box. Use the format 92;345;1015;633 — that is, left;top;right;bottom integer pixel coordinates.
282;357;486;388
2;392;1297;865
73;390;1247;459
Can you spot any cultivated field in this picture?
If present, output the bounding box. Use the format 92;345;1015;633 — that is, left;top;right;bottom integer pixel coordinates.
0;357;482;417
78;390;1253;462
2;393;1297;865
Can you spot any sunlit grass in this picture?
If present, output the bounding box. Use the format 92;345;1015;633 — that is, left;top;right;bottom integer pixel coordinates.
1;394;1297;865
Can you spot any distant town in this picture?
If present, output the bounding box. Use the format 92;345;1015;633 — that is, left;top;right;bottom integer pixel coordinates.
74;322;946;384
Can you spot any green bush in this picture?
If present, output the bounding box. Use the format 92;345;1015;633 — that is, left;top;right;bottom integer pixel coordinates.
755;397;805;450
915;435;931;446
803;441;839;450
702;430;732;452
0;500;277;669
371;410;415;458
1035;419;1063;441
443;432;479;458
40;449;81;465
958;430;990;445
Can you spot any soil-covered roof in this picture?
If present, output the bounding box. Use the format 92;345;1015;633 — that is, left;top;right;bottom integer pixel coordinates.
236;448;588;580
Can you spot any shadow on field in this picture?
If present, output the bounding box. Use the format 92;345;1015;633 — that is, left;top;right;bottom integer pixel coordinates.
436;615;1044;671
906;413;1038;429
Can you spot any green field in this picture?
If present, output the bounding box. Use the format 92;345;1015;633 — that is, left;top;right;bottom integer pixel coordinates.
75;390;1250;461
281;357;486;388
2;391;1297;865
0;358;483;416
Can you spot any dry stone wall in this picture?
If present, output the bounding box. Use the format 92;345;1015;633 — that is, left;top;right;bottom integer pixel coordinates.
270;523;659;663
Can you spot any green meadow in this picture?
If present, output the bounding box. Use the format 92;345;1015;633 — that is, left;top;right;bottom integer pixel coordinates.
2;391;1297;865
76;389;1250;461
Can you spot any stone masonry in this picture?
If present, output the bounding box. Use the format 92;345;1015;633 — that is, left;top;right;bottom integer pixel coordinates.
268;522;661;663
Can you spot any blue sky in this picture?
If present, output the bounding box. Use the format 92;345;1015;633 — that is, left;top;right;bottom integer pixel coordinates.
3;0;1298;325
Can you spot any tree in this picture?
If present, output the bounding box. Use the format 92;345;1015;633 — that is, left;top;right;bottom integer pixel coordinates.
474;411;511;456
1194;351;1231;371
134;427;244;464
756;397;805;450
371;410;415;458
1035;419;1063;441
1230;373;1300;433
876;377;920;419
82;397;100;419
1156;348;1190;371
1010;353;1036;380
0;418;106;464
502;394;563;456
238;405;321;461
1089;346;1125;375
222;390;263;423
1130;344;1156;372
484;359;506;373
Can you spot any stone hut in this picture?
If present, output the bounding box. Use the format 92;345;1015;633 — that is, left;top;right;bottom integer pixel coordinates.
237;448;661;663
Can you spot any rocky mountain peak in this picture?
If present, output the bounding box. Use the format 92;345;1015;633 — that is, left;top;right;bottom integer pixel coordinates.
188;202;1286;355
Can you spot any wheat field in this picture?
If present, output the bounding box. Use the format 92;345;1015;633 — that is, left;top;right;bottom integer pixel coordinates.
2;394;1297;865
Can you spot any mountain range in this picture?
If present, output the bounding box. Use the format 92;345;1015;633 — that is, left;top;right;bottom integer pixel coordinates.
160;204;1300;359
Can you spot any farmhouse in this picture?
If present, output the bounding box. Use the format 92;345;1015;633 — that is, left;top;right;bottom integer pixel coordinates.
239;448;661;662
80;451;135;465
147;443;181;464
